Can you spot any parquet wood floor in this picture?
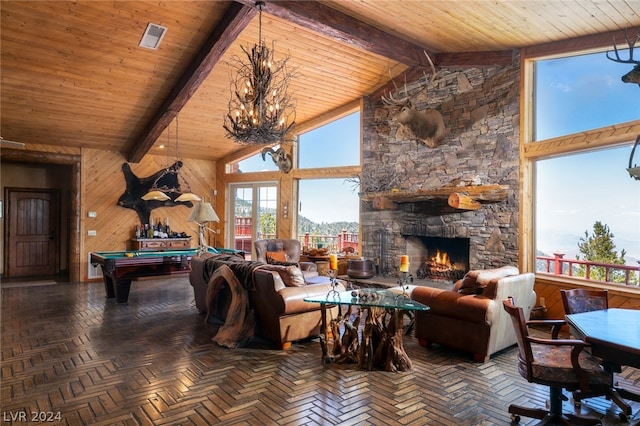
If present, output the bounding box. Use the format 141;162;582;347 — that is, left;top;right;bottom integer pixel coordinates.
2;277;639;425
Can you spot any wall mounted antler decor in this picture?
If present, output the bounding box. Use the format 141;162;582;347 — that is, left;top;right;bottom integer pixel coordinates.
117;162;195;224
382;51;446;148
261;146;292;173
606;31;640;86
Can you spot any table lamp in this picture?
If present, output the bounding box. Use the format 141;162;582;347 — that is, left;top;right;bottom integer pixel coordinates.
188;201;220;255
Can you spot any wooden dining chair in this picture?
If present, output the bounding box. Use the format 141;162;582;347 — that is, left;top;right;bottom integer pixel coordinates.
560;288;608;315
560;289;631;420
503;297;612;425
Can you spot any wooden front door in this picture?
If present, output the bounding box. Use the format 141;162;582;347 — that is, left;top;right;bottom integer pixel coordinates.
5;189;60;277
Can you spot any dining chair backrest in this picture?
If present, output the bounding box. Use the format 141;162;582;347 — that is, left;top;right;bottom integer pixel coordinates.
502;297;534;381
560;288;608;315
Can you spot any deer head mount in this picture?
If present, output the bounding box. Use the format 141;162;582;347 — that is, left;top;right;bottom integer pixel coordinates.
382;51;446;148
606;31;640;87
261;146;292;173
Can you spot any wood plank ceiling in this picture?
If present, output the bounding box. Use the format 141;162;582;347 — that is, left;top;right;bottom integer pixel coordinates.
1;1;639;162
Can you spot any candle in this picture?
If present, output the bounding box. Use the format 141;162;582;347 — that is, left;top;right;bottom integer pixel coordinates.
329;254;338;270
400;255;410;273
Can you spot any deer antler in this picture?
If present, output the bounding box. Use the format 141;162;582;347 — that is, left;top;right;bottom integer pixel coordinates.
381;70;411;106
381;51;438;106
423;50;437;83
606;31;640;64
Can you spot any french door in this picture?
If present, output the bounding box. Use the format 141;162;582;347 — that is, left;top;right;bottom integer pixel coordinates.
228;182;278;260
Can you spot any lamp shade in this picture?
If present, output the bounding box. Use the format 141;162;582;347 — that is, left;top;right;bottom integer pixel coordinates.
188;201;219;223
141;190;171;201
175;192;202;202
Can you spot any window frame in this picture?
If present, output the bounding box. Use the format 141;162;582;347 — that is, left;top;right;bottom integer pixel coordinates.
520;45;640;291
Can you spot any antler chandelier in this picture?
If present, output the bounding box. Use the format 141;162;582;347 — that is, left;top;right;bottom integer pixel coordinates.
223;1;296;145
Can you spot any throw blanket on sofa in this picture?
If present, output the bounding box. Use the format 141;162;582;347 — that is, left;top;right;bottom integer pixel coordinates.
202;254;265;289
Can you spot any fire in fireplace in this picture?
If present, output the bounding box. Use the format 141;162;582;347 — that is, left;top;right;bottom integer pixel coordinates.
406;236;470;281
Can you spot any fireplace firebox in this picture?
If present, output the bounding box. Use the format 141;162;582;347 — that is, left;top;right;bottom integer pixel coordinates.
406;236;470;281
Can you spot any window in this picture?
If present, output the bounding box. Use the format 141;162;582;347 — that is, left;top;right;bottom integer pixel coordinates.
298;112;360;168
534;51;639;140
296;111;361;253
297;178;359;252
527;48;640;286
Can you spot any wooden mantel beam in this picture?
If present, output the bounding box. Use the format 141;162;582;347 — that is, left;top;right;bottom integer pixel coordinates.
127;3;256;163
361;185;509;211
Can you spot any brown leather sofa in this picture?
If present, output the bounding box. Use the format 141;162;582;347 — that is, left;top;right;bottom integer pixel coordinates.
410;266;536;362
189;239;345;349
251;267;345;349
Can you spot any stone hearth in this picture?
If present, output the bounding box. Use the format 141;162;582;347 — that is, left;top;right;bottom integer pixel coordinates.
360;53;520;278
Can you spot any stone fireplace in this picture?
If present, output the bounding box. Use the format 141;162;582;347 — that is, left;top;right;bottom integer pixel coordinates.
359;54;521;280
406;236;470;281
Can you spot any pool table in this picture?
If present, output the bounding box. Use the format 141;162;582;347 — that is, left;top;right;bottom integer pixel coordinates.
90;248;202;303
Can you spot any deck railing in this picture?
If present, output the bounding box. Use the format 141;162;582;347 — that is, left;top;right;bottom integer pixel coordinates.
537;253;640;287
233;231;359;256
298;231;359;253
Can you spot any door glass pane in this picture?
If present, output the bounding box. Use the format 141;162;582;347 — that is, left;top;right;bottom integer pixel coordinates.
257;185;278;239
232;186;253;255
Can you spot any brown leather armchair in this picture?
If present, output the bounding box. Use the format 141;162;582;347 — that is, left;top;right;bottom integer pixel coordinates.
411;266;536;362
254;239;318;279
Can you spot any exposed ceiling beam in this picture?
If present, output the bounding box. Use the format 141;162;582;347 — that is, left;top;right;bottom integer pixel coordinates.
241;0;432;66
127;2;256;163
237;0;512;68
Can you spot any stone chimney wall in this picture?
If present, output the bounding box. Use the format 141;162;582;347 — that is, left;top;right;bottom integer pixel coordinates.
360;53;521;276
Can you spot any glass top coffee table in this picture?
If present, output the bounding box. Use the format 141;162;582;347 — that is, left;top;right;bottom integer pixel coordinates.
304;288;429;372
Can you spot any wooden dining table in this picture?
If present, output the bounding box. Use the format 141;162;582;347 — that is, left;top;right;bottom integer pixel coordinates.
566;308;640;422
566;308;640;369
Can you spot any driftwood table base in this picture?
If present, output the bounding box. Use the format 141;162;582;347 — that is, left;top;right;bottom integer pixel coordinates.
320;305;413;372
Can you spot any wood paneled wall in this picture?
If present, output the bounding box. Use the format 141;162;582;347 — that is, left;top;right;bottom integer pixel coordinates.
534;278;640;320
1;145;216;282
81;149;216;281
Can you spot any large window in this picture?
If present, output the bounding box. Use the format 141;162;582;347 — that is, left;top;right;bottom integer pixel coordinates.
534;51;639;140
298;112;360;168
297;178;359;252
529;48;640;285
297;111;361;253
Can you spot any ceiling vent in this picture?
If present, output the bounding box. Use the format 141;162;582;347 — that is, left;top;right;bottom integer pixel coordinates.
139;23;167;50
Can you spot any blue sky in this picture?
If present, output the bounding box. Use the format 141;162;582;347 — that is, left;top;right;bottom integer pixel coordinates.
535;49;640;260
